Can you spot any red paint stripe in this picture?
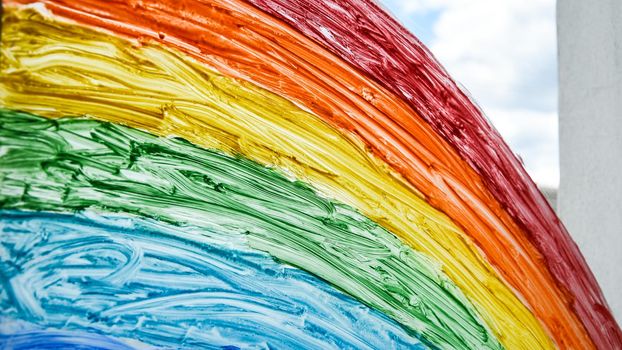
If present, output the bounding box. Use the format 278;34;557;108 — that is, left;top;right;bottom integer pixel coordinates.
241;0;622;347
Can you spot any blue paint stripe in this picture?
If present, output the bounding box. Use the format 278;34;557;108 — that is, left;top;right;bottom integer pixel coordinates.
0;210;428;350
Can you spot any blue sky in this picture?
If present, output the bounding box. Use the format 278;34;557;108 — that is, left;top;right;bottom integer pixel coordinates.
379;0;558;187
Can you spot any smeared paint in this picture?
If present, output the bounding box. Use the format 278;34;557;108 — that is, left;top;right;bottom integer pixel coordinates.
243;0;622;344
234;1;622;347
0;3;602;348
0;7;558;349
0;109;501;350
0;210;429;349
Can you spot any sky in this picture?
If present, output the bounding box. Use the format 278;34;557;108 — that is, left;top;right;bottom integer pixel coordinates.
379;0;559;188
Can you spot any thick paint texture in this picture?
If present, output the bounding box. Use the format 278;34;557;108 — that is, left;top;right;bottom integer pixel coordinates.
241;2;622;346
1;1;619;349
0;210;427;350
0;2;605;348
0;110;500;350
0;8;558;350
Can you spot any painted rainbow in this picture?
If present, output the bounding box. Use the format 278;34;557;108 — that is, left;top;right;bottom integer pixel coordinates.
0;1;620;349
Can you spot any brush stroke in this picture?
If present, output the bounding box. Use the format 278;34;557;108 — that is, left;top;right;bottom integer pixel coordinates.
226;0;622;347
0;8;556;349
0;3;600;348
0;210;430;350
0;109;502;350
0;330;137;350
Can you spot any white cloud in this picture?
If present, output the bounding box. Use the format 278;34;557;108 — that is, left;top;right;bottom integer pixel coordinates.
487;108;559;188
380;0;559;187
